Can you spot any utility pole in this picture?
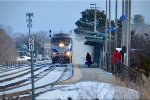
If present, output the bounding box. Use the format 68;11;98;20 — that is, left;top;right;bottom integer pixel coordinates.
125;0;129;66
26;13;35;100
121;0;125;48
124;0;128;66
90;3;100;67
125;0;131;66
94;3;97;32
90;3;97;32
115;0;118;48
121;0;126;65
36;35;38;58
109;0;111;69
43;41;44;58
127;0;131;66
105;0;108;70
42;32;45;58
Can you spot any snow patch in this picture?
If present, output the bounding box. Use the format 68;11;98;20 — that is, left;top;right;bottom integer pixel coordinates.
36;82;140;100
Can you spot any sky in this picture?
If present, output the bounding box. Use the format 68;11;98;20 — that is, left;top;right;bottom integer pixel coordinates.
0;0;150;33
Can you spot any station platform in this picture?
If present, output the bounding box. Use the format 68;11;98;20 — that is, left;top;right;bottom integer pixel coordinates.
55;64;115;85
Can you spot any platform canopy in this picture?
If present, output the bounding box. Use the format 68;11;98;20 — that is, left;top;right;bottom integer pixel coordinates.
84;34;105;46
75;29;105;46
84;36;105;46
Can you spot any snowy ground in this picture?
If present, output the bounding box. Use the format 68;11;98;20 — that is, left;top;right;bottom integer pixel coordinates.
36;64;140;100
1;67;47;86
0;63;140;99
0;66;29;77
57;64;73;82
36;82;140;100
0;64;29;73
0;63;43;77
0;66;67;95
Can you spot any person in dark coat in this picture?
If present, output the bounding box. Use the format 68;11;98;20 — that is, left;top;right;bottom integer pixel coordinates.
86;52;92;67
120;50;124;63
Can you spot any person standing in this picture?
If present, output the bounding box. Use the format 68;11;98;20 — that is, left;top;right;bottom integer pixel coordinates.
112;49;121;73
112;49;118;64
116;50;121;62
120;50;124;63
86;52;92;67
112;49;118;72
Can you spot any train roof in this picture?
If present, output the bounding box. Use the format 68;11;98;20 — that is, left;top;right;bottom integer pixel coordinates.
51;33;71;38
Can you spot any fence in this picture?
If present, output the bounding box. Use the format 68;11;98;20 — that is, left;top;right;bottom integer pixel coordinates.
0;61;27;72
114;61;144;91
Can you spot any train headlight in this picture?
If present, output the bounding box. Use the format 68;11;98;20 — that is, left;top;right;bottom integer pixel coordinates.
66;51;70;56
53;52;56;55
59;43;64;47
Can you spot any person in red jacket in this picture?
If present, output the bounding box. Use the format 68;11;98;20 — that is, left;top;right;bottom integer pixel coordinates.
116;51;121;62
112;49;118;65
112;49;121;64
112;49;121;73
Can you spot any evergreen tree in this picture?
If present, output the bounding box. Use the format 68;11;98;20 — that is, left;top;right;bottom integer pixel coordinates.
74;9;106;34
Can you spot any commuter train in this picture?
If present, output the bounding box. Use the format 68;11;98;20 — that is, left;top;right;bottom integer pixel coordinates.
51;33;72;64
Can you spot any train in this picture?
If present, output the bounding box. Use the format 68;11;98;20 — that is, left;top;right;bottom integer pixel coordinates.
51;33;72;64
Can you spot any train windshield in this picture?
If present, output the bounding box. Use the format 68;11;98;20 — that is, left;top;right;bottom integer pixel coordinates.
51;38;71;44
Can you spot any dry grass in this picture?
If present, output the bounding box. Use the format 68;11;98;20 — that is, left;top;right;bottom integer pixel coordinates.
111;74;150;99
112;85;140;99
140;76;150;99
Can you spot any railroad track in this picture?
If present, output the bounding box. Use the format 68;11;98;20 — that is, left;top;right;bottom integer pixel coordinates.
0;63;71;100
0;63;48;83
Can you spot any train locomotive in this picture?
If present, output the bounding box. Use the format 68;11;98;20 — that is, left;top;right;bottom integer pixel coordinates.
51;33;72;64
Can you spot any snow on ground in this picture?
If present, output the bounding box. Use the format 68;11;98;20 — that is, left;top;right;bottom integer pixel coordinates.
36;82;140;100
0;64;50;81
0;67;29;77
0;68;30;81
57;64;73;82
0;67;66;95
1;67;48;86
35;67;66;88
0;64;29;73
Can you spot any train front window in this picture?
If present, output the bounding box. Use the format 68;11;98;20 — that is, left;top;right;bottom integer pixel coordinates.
51;38;70;46
51;38;58;44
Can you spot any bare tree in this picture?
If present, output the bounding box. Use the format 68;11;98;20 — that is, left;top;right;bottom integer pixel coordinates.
13;30;50;56
14;33;28;49
131;31;150;77
0;28;18;63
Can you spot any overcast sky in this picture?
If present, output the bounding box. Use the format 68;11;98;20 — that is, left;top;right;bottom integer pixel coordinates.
0;0;150;33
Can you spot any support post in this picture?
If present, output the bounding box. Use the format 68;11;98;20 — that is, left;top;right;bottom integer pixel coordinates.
109;0;112;70
26;13;35;100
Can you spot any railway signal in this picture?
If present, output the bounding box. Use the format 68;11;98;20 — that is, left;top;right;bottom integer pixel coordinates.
26;12;35;100
49;29;51;37
29;36;34;51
